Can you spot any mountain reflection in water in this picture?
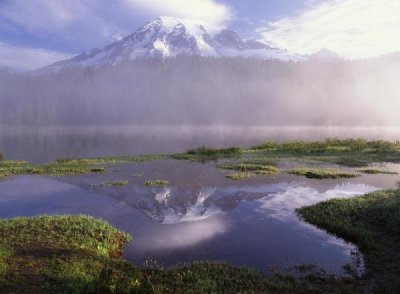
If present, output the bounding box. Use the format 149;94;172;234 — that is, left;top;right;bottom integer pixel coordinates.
0;170;387;273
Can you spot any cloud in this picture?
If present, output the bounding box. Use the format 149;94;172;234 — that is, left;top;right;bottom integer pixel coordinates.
258;0;400;58
0;0;232;52
0;0;132;48
0;0;232;69
0;42;71;71
123;0;233;26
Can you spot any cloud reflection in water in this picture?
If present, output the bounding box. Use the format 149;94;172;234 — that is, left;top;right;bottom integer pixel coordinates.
257;183;377;222
131;214;229;251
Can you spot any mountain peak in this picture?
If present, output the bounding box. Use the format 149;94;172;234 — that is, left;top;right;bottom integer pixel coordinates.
43;17;302;71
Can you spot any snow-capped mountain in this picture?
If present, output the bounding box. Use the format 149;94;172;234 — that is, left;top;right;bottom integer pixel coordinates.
45;16;302;70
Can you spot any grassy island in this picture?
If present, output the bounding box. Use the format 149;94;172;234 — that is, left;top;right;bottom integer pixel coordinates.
288;168;357;179
0;154;165;181
173;138;400;180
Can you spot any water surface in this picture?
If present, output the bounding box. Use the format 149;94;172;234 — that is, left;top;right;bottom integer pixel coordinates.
1;126;400;162
1;159;399;274
1;126;399;274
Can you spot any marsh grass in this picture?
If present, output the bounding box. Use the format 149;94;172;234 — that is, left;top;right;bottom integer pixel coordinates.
56;154;165;165
225;172;256;180
251;138;400;167
253;138;400;154
92;180;129;188
150;262;316;293
0;160;106;180
288;168;358;179
173;146;242;162
219;163;278;175
239;158;278;166
358;168;398;175
145;179;169;186
297;189;400;292
0;215;130;257
0;154;165;180
0;215;155;293
2;139;399;181
174;139;400;177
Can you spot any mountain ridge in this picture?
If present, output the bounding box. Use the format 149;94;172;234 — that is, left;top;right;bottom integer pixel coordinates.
44;16;303;71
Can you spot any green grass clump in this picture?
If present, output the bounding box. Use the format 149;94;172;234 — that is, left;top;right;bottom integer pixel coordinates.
39;163;102;176
173;146;242;162
358;168;398;175
93;180;129;188
297;189;400;292
239;158;278;166
332;158;370;167
0;172;8;180
0;160;107;180
250;138;400;167
0;215;130;258
0;160;30;168
288;168;357;179
219;163;278;175
0;215;147;293
0;161;42;180
226;172;256;180
253;138;400;154
0;154;166;181
145;179;169;186
56;154;165;165
149;262;318;293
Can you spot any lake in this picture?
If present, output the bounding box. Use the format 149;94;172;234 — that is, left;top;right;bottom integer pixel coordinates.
0;126;399;275
1;125;400;162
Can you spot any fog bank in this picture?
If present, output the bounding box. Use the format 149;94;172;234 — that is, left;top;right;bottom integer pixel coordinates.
0;55;399;126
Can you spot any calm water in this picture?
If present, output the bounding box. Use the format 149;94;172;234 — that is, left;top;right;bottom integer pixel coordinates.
1;159;400;274
1;126;400;162
0;126;399;274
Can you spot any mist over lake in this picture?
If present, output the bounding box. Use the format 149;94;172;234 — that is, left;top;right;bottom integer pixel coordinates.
1;56;400;127
1;125;400;163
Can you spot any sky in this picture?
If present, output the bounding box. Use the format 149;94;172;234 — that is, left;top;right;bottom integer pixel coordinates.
0;0;399;70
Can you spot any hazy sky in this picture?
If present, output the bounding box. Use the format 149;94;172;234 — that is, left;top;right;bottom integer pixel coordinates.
0;0;399;69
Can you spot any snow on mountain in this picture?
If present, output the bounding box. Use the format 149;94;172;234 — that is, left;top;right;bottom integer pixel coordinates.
44;16;302;71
